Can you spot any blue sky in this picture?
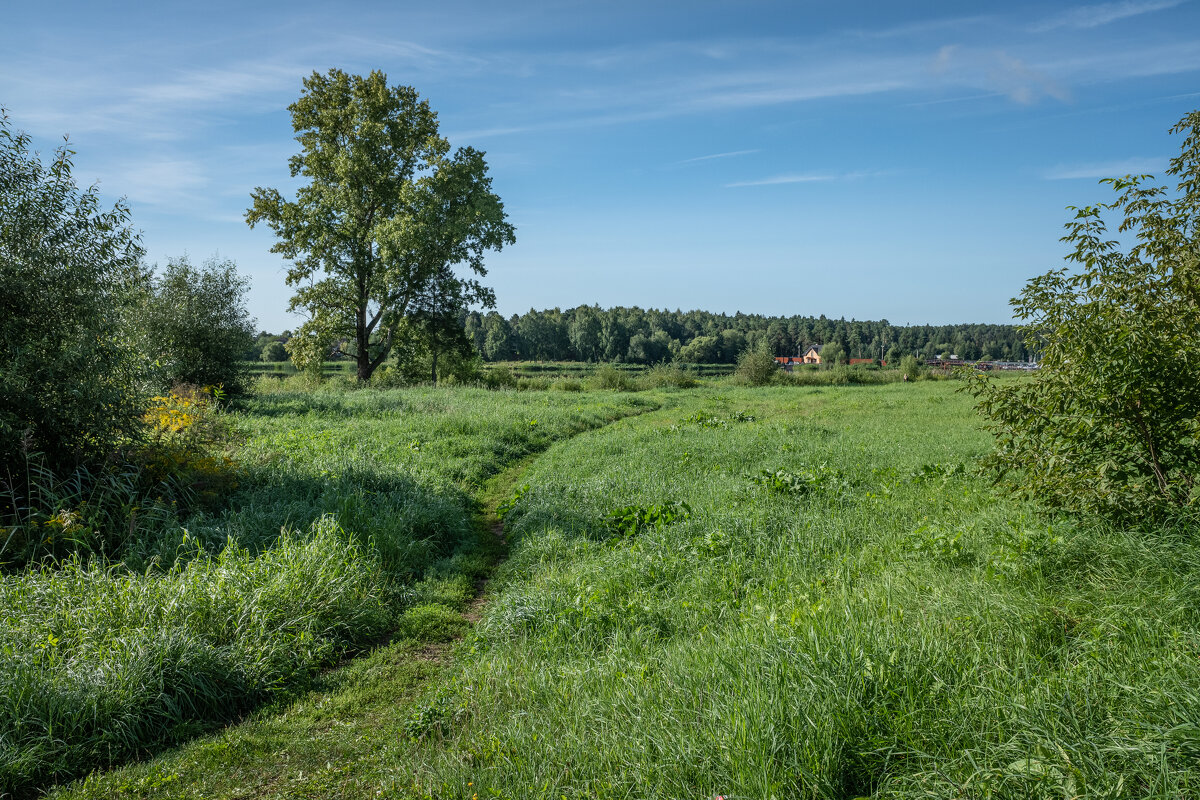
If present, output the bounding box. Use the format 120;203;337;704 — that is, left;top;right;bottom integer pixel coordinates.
3;1;1198;330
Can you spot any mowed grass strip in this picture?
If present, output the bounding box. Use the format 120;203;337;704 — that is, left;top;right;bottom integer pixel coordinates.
3;387;656;798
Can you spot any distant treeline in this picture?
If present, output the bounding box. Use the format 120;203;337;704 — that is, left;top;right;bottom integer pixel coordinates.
460;307;1027;364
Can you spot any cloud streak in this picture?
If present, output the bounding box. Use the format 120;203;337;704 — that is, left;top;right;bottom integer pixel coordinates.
676;149;760;164
1032;0;1185;32
726;170;892;188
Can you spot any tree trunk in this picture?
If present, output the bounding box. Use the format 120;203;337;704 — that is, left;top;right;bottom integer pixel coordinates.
430;349;439;386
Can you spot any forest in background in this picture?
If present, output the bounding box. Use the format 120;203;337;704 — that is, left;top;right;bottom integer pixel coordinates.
467;307;1026;364
248;307;1027;365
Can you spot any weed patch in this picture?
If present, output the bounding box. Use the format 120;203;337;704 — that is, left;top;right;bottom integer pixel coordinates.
603;502;692;537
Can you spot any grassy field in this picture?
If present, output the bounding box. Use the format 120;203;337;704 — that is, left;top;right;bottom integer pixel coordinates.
0;386;656;797
41;380;1200;799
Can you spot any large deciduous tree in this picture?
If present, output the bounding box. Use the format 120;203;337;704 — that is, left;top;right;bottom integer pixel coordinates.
246;69;514;382
969;110;1200;521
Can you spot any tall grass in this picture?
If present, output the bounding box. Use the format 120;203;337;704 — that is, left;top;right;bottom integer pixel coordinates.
0;385;655;796
370;383;1200;798
0;518;389;793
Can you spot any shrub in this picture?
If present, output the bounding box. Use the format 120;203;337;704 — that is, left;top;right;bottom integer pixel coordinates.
640;365;699;389
732;346;779;386
260;341;288;362
142;256;257;395
899;355;923;381
590;365;635;391
0;112;148;471
517;377;551;391
969;110;1200;520
484;366;517;389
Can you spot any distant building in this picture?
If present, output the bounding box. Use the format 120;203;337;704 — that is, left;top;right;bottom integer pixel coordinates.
774;345;824;372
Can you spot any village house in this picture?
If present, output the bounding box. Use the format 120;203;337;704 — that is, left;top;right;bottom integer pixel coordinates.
774;345;824;372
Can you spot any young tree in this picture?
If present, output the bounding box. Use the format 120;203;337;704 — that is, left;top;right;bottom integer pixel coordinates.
260;341;289;362
969;110;1200;520
0;113;147;469
819;341;846;366
142;256;257;393
247;69;515;382
733;343;779;386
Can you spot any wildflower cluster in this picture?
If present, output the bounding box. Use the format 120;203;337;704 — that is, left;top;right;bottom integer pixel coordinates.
141;385;239;508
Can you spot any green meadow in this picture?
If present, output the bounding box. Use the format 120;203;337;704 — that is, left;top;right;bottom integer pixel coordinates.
0;387;655;797
28;380;1200;799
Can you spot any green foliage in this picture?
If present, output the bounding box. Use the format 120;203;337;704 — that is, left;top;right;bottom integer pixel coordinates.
732;344;779;386
388;316;482;386
282;328;330;377
142;256;257;394
259;341;288;363
483;365;517;389
41;384;1200;798
246;69;515;382
590;364;635;391
819;340;846;365
1;385;656;796
676;409;756;430
473;307;1026;365
969;110;1200;520
394;603;468;643
603;501;692;537
0;455;182;568
1;388;234;569
0;518;393;796
750;464;851;496
899;354;923;381
639;364;698;389
0;112;147;471
496;483;530;521
677;334;720;363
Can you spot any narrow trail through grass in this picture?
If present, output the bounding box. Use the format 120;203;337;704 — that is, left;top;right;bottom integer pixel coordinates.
49;382;1200;799
49;394;665;800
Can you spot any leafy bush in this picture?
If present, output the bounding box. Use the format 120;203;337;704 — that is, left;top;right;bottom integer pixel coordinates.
0;112;148;471
590;365;635;391
1;387;236;568
899;355;923;381
142;256;257;395
483;365;517;389
969;110;1200;520
260;341;288;362
750;465;851;496
732;345;779;386
640;365;698;389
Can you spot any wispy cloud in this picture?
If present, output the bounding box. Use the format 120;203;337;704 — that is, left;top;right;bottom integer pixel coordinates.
1043;157;1167;179
106;157;209;205
1032;0;1185;32
727;173;835;187
726;170;892;188
129;63;299;106
677;149;760;164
